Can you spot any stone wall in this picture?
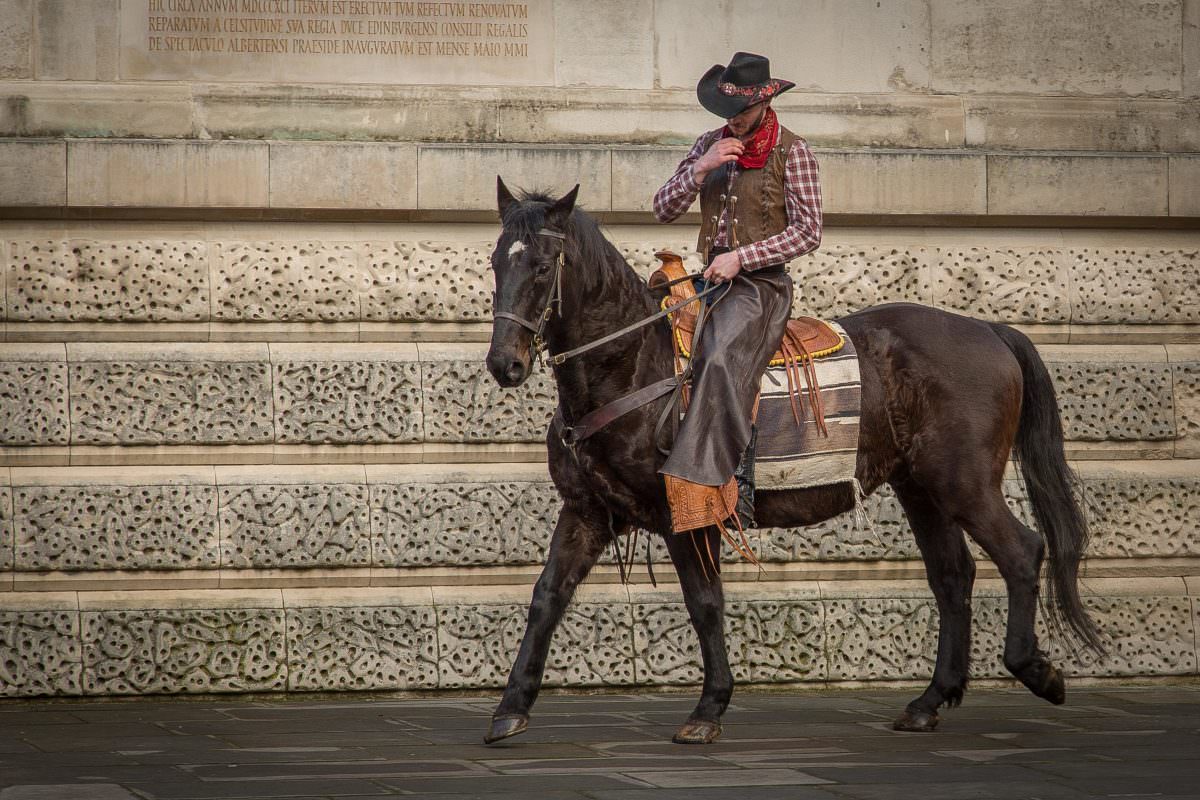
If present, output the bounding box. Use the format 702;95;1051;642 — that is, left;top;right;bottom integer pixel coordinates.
0;0;1198;697
1;221;1198;696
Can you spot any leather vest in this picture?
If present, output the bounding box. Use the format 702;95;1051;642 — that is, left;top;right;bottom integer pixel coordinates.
696;125;798;263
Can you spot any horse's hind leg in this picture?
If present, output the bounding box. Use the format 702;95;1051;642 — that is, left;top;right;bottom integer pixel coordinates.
485;505;609;744
892;480;976;732
663;527;732;744
956;493;1066;706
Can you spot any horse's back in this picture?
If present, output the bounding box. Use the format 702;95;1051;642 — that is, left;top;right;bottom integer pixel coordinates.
843;302;1023;482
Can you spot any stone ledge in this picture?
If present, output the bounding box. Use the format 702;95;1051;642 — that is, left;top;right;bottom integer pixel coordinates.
0;577;1194;696
3;84;1199;154
1;138;1196;218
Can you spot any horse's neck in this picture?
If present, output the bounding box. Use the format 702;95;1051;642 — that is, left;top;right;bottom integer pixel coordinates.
546;252;671;419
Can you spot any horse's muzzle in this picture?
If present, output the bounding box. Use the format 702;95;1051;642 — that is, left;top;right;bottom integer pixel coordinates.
486;343;531;388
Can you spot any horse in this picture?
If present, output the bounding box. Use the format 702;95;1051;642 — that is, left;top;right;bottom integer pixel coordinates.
482;179;1103;745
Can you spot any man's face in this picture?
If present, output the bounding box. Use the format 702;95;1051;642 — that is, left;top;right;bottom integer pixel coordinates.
726;101;768;138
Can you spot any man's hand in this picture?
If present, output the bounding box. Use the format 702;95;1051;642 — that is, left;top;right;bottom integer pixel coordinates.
692;137;744;185
703;250;742;283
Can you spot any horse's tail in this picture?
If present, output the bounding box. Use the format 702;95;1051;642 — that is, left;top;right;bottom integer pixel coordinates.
990;322;1105;656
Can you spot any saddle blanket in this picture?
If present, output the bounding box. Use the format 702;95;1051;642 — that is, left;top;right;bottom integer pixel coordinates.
676;321;862;492
752;321;861;491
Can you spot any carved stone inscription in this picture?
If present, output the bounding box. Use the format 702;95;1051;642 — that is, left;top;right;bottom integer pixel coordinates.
122;0;553;85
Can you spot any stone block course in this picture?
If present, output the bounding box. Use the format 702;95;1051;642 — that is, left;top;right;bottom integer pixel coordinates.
214;242;363;322
0;140;65;206
80;608;287;695
0;608;80;696
1069;248;1200;324
361;241;493;322
285;605;438;691
0;578;1196;695
419;344;556;443
268;142;418;210
14;481;218;571
0;344;68;445
67;140;269;208
7;240;210;323
3;236;1200;329
270;344;423;444
69;359;274;445
987;155;1169;217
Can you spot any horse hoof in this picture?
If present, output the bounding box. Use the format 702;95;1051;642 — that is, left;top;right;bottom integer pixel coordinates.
1041;667;1066;705
892;709;940;732
484;714;529;744
673;719;722;744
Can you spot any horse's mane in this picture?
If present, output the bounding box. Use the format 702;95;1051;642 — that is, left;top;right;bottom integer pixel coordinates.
503;189;637;294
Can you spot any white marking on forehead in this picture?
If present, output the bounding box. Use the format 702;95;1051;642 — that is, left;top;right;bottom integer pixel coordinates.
507;240;526;257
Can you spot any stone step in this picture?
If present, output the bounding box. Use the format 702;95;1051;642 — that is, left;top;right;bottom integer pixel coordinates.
2;576;1196;697
2;234;1197;330
1;343;1196;460
1;460;1196;583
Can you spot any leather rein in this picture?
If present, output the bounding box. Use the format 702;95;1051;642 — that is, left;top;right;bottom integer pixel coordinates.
492;227;724;447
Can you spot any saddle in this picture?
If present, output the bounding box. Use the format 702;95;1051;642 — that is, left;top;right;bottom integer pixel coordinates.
650;250;844;436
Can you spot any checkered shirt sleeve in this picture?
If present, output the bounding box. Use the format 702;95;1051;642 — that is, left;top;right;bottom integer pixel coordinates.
652;130;721;223
735;138;823;271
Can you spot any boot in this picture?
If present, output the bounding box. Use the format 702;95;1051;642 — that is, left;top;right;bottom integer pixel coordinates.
733;425;757;529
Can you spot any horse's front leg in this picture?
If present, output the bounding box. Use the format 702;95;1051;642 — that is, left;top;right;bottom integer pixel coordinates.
485;505;609;744
663;527;732;744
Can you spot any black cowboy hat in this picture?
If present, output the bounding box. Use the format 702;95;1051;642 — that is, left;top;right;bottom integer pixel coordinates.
696;52;795;119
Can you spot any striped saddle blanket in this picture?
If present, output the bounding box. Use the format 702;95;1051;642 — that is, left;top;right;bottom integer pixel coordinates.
678;320;863;492
752;321;862;491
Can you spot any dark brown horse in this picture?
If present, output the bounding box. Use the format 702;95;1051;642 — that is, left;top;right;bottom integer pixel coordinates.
483;180;1103;745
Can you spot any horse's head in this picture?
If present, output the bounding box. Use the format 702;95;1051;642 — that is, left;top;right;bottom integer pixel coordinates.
486;177;579;388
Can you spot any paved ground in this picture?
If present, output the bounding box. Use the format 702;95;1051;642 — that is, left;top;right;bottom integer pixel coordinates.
1;685;1199;800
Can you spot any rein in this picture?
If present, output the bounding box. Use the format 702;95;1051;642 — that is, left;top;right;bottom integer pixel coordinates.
494;228;722;367
494;227;725;447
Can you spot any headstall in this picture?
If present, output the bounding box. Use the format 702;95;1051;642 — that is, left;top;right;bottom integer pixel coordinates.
493;228;724;369
492;227;566;364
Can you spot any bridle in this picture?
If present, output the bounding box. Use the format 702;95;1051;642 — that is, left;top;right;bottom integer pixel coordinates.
491;227;725;369
492;228;567;364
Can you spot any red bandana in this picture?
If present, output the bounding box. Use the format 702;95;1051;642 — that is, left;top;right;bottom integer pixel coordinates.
722;106;779;170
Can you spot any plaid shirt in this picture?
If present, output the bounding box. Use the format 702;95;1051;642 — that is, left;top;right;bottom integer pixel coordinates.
653;127;823;270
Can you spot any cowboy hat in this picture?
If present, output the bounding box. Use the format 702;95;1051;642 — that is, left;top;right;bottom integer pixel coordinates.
696;51;795;119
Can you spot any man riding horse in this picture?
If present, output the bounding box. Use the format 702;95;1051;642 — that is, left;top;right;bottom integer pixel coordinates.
653;51;823;531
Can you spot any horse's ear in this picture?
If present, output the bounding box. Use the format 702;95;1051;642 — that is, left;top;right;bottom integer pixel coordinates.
546;184;580;230
497;176;517;218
